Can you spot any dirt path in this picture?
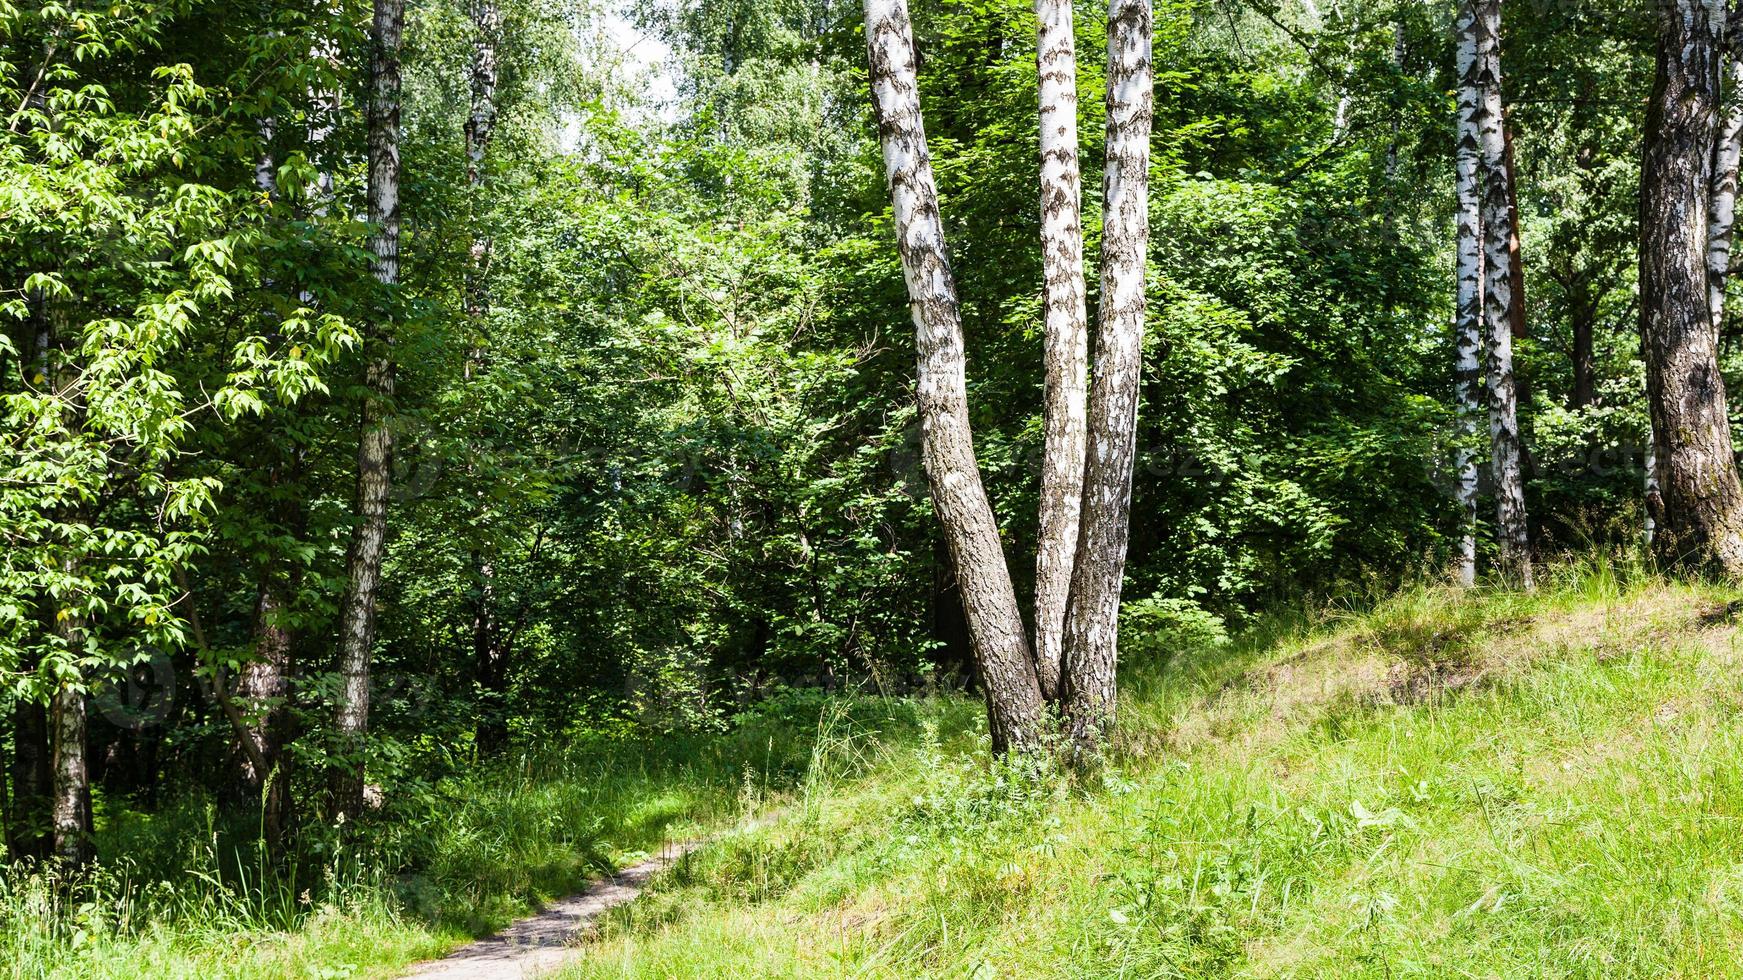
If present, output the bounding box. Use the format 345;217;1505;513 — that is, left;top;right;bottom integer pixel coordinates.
401;840;699;980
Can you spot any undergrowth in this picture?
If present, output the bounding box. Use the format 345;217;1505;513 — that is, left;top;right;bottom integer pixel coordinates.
9;554;1743;978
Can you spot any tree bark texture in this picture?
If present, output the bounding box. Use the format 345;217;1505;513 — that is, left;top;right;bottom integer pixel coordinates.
864;0;1046;753
1710;19;1742;334
1059;0;1153;754
332;0;403;817
464;0;502;332
1472;0;1533;586
1641;0;1743;575
1031;0;1089;704
1453;2;1484;588
232;574;294;843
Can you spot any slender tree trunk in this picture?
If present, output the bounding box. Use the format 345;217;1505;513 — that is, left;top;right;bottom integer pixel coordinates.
49;566;90;867
464;0;502;334
8;698;50;861
1641;0;1743;575
1059;0;1153;754
231;574;294;843
1502;110;1528;341
471;557;510;753
1472;0;1532;587
1453;3;1484;588
1709;35;1742;334
863;0;1046;754
1570;294;1595;409
464;0;508;752
10;304;56;863
48;672;88;867
331;0;403;817
1031;0;1089;704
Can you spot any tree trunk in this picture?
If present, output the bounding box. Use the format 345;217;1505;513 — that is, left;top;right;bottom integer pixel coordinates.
1058;0;1153;755
1453;3;1484;588
231;574;294;844
331;0;403;818
471;557;510;753
464;0;502;333
1641;0;1743;575
1709;34;1742;334
863;0;1046;754
8;698;51;862
464;0;508;752
49;612;89;868
1472;0;1532;587
1031;0;1089;704
1570;294;1595;410
1502;108;1528;341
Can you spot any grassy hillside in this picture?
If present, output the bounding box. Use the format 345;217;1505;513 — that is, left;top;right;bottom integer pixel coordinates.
559;559;1743;978
10;557;1743;977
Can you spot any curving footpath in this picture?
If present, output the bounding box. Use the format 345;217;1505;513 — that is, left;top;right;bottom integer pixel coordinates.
402;840;699;979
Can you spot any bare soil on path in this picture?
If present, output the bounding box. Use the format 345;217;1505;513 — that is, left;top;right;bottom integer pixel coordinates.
401;840;698;979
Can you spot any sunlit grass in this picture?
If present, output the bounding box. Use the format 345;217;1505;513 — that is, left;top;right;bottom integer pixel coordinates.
10;556;1743;977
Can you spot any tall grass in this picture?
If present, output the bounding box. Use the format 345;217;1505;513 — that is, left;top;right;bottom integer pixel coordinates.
557;560;1743;978
0;690;945;977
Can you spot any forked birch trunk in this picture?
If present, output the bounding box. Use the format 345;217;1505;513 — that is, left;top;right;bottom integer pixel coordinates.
1059;0;1153;754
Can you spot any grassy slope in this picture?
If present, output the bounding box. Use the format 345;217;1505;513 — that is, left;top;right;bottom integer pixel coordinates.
559;562;1743;978
12;560;1743;977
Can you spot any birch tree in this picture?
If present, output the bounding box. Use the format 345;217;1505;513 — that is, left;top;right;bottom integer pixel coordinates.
1032;0;1088;703
1472;0;1531;587
1059;0;1153;753
1710;5;1743;334
1641;0;1743;575
332;0;405;816
1452;1;1483;588
863;0;1047;753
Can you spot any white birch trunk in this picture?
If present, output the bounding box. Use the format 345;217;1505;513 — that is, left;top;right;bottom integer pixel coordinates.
1031;0;1088;703
1473;0;1532;587
1453;3;1483;588
1060;0;1153;754
49;672;86;867
1710;13;1742;334
333;0;403;816
863;0;1046;754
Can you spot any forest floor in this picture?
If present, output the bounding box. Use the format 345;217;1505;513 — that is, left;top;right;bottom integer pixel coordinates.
11;556;1743;977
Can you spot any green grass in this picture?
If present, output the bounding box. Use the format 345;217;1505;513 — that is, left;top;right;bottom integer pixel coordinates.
13;556;1743;977
554;558;1743;978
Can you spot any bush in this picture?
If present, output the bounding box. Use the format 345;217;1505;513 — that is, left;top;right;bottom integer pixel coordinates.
1120;594;1230;671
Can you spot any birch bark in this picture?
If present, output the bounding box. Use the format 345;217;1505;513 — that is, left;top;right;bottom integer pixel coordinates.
1031;0;1088;703
863;0;1046;753
1453;2;1483;587
1473;0;1532;586
1709;8;1742;334
1059;0;1152;753
332;0;403;816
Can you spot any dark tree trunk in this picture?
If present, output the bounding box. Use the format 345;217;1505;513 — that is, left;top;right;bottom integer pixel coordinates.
332;0;404;818
228;573;295;844
1503;107;1528;341
472;558;509;754
1570;294;1595;410
1059;0;1153;756
8;699;51;862
1641;0;1743;575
